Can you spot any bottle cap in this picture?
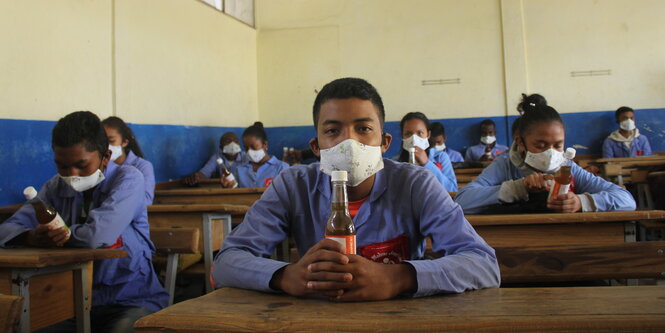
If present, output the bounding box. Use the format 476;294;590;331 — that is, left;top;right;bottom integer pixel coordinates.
283;147;288;152
331;170;348;182
23;186;38;200
216;157;224;165
408;147;416;153
289;147;294;152
564;147;576;160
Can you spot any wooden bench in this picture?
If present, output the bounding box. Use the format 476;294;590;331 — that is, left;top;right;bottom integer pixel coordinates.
153;187;265;206
0;295;22;333
134;286;665;332
151;227;200;306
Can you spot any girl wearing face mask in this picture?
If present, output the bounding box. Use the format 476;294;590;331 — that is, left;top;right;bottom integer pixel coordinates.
395;112;457;192
0;111;169;331
429;122;464;163
235;122;289;188
102;116;155;204
455;98;635;215
183;131;247;187
602;106;652;158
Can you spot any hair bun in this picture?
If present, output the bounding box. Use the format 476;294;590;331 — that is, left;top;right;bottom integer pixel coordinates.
517;93;548;115
252;121;264;129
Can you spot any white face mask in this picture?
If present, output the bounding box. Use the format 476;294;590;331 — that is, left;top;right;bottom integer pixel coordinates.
60;169;106;192
434;143;446;152
620;118;636;131
480;136;496;145
319;139;384;187
222;142;241;155
108;145;123;162
247;148;266;163
524;148;565;173
402;134;430;151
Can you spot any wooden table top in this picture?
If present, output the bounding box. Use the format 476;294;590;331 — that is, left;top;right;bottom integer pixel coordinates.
155;187;265;196
595;155;665;164
148;203;251;214
135;286;665;332
453;167;484;175
0;248;127;268
466;210;665;226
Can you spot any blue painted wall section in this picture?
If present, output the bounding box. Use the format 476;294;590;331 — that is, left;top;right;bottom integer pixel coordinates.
1;107;663;206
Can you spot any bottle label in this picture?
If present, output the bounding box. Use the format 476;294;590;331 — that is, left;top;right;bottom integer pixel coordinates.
47;213;72;241
548;182;570;201
325;235;356;255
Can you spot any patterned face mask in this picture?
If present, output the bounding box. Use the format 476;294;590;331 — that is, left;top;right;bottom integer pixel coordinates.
319;139;384;187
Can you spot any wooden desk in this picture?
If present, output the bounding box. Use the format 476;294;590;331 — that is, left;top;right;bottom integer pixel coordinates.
156;178;222;190
153;187;265;205
135;286;665;332
0;248;126;333
148;204;250;293
465;210;665;247
454;167;484;175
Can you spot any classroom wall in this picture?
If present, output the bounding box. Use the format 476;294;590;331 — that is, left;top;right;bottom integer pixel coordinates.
256;0;665;155
0;0;258;206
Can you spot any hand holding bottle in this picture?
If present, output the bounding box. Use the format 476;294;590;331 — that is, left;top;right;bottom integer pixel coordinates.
26;224;70;247
413;146;429;166
547;192;582;213
523;173;553;192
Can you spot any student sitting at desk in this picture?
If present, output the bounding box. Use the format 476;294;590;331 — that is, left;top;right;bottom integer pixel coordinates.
430;121;464;163
235;122;289;188
182;131;247;187
0;111;168;332
212;78;500;301
102;116;155;204
464;119;509;162
602;106;652;158
455;99;636;215
395;112;457;192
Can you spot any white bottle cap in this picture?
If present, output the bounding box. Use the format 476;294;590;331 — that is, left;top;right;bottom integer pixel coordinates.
289;147;294;152
283;147;288;151
331;170;348;182
216;157;224;165
23;186;38;200
409;147;416;153
564;147;576;160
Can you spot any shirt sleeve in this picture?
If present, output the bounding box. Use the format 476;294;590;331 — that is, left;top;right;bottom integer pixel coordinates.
136;159;156;205
427;151;458;192
464;148;474;162
211;171;292;291
641;136;653;156
571;163;636;212
67;168;146;248
454;158;511;214
602;137;614;158
197;154;219;178
0;179;55;247
405;170;501;296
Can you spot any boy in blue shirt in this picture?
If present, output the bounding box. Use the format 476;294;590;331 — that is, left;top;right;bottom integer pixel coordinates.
430;121;464;163
182;131;247;187
212;78;500;301
465;119;509;162
0;111;168;332
602;106;652;158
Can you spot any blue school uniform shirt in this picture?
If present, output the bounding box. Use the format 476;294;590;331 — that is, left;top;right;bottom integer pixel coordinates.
235;155;290;188
602;133;652;158
123;151;155;204
464;143;509;162
454;155;636;215
0;162;169;312
444;147;464;163
392;149;458;192
198;151;247;179
212;159;500;296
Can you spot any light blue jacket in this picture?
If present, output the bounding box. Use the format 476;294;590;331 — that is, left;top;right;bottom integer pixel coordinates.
212;159;500;296
602;134;652;158
198;151;247;179
444;148;464;163
464;144;509;162
123;151;155;204
0;162;169;312
235;155;290;188
454;155;636;214
393;149;458;192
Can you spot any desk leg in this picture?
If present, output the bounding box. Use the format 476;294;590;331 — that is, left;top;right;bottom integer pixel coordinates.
74;263;91;333
624;222;638;286
202;213;214;293
11;270;30;333
165;253;179;306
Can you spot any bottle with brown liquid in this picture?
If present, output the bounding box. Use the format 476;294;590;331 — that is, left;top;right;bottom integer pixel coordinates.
23;186;70;237
216;158;238;188
547;148;576;201
408;147;417;165
483;145;494;161
324;171;356;254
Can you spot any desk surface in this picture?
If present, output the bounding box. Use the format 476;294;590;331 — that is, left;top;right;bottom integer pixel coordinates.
466;210;665;226
148;203;250;214
155;187;265;196
596;155;665;163
135;286;665;332
0;248;126;268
